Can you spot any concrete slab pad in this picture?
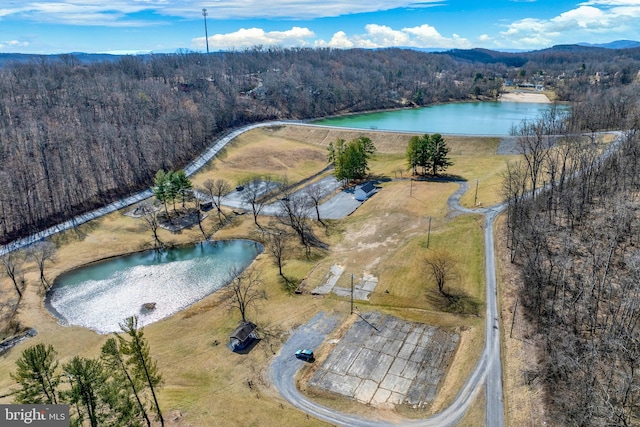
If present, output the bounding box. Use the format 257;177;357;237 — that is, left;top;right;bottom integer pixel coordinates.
326;345;361;375
361;273;379;292
409;344;429;363
325;373;362;397
371;388;392;406
354;379;379;404
380;373;413;394
366;334;388;352
369;354;395;383
347;348;389;380
389;392;405;405
332;287;370;300
381;339;403;357
406;329;423;345
397;341;416;360
419;326;436;347
388;357;408;376
423;384;439;402
342;319;375;343
308;312;460;410
311;264;344;295
401;360;420;380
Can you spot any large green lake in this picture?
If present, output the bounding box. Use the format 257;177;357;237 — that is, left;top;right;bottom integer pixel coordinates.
314;101;559;135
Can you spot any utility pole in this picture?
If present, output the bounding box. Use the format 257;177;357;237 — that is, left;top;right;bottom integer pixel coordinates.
350;274;354;315
202;8;210;54
474;179;479;206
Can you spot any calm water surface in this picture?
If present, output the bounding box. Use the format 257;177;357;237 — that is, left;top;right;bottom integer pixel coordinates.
46;240;262;333
314;101;561;135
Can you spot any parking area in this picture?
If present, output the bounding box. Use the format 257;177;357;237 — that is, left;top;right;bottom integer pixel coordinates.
309;312;459;409
213;175;367;219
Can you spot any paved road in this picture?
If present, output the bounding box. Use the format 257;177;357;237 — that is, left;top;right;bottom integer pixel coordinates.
2;117;508;424
270;181;507;426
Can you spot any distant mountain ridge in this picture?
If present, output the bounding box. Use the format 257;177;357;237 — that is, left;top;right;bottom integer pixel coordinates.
1;40;639;68
578;40;640;49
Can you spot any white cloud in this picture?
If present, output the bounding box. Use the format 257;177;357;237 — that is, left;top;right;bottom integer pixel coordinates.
193;27;316;50
315;31;355;48
315;23;471;49
166;1;443;20
499;1;640;48
0;1;442;25
0;40;29;49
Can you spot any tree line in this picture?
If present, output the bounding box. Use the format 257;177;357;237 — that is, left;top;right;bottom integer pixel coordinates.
503;83;640;425
10;316;163;427
0;47;481;245
4;45;638;246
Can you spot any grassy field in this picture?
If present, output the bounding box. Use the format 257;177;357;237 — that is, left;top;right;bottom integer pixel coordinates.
0;124;518;427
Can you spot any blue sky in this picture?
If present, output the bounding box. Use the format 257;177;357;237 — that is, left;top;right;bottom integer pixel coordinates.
1;1;639;54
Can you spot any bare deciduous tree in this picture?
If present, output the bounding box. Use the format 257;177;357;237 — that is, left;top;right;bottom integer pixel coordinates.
137;202;164;251
28;240;57;290
202;178;231;223
424;249;457;299
241;176;272;227
0;250;26;301
224;267;266;323
263;224;290;278
303;184;325;227
277;193;313;255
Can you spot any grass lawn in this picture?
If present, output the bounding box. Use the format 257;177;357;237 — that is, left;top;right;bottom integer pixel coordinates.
0;124;518;426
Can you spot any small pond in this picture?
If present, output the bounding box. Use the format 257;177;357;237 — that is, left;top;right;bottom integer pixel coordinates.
45;240;263;334
314;101;564;135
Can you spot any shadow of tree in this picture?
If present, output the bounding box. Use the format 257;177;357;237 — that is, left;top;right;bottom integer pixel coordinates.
280;275;299;294
426;289;482;316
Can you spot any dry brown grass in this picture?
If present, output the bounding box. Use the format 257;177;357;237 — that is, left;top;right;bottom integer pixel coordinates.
495;216;550;427
1;124;515;426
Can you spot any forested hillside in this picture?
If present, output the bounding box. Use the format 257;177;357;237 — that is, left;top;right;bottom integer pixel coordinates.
504;82;640;425
0;48;502;244
0;45;638;244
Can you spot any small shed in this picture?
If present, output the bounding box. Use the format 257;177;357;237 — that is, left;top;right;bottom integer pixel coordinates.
355;182;376;202
228;321;258;352
200;200;213;211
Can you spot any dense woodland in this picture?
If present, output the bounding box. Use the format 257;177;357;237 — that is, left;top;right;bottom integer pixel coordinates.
3;44;640;424
0;47;499;244
2;45;638;244
504;82;640;425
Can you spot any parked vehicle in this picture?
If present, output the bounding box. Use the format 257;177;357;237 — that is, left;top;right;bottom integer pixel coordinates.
295;349;314;362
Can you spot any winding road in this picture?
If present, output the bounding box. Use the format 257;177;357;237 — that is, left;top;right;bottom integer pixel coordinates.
270;180;507;426
2;120;508;425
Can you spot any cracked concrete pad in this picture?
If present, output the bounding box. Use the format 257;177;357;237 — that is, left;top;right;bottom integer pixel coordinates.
381;339;404;357
380;373;413;395
354;379;379;404
308;313;459;409
311;264;344;295
388;357;408;376
397;341;416;360
348;349;394;383
366;334;388;352
317;372;362;397
325;344;361;375
389;392;405;405
360;274;379;292
400;360;420;380
371;388;393;406
409;344;428;363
